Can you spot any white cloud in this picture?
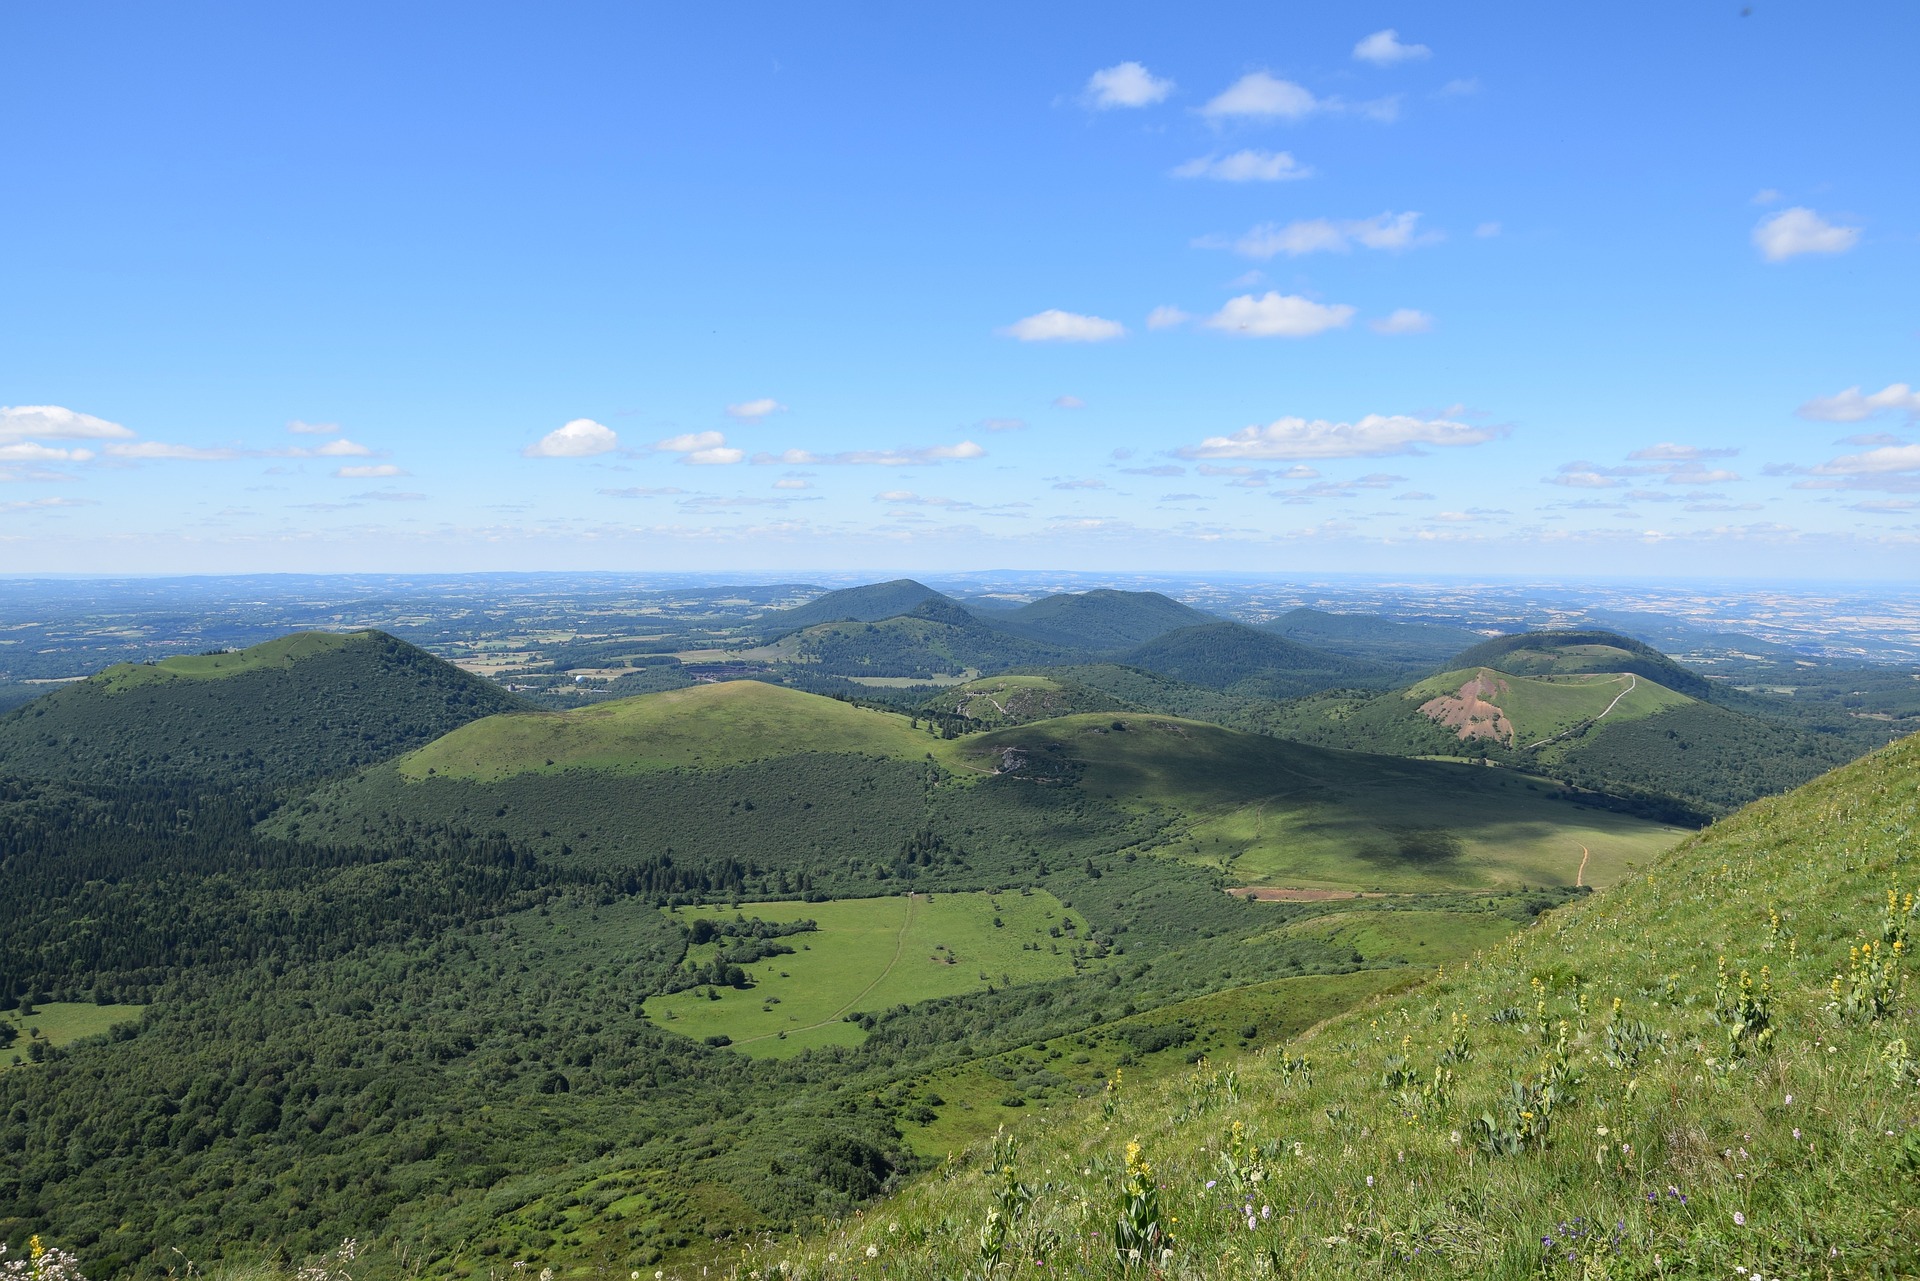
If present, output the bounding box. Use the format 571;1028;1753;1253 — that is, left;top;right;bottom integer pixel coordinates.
105;442;242;461
773;477;811;490
1438;78;1480;97
751;441;986;467
525;418;620;458
313;438;373;457
1146;305;1191;330
1547;464;1629;489
1811;444;1920;475
655;430;729;453
1628;443;1739;461
1053;395;1086;410
726;398;788;421
877;490;977;508
1172;149;1311;182
1474;221;1502;238
1203;292;1356;338
1084;61;1174;109
1053;478;1106;490
981;417;1028;432
0;496;95;514
1354;29;1431;65
286;419;340;435
1753;207;1860;262
1395;490;1435;501
1370;308;1433;335
686;447;747;465
1796;383;1920;422
1000;310;1126;342
1179;413;1502;460
0;442;95;463
1201;72;1321;121
1752;188;1782;206
0;405;133;444
335;464;407;479
1208;211;1431;259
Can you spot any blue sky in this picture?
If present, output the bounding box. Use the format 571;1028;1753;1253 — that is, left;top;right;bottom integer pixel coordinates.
4;2;1917;576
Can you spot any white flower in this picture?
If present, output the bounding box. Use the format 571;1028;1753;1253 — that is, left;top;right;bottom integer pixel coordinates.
1365;1175;1374;1187
865;1245;878;1260
1734;1211;1747;1227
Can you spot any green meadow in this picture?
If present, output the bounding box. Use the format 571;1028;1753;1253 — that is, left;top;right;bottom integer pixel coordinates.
1;1002;144;1070
88;632;361;692
645;889;1089;1058
1405;666;1693;747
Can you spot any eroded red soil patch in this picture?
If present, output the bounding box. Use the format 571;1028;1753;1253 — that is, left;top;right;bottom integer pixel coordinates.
1418;669;1515;745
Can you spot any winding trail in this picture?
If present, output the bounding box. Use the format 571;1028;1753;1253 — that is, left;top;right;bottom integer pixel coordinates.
1575;844;1591;888
736;892;920;1046
1523;674;1638;750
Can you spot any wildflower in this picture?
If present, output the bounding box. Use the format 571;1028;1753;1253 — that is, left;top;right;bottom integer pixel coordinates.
864;1245;878;1260
1793;1128;1802;1140
1595;1126;1609;1137
1365;1175;1375;1188
1734;1212;1747;1227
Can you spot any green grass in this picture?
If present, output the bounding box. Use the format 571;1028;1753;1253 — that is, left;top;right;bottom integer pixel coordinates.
1;1002;144;1069
90;632;360;692
1264;907;1522;966
738;729;1920;1281
645;890;1090;1058
897;967;1427;1159
398;680;935;782
956;714;1683;892
1407;666;1694;749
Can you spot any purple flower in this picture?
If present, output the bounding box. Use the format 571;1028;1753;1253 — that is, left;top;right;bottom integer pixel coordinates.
1734;1211;1746;1227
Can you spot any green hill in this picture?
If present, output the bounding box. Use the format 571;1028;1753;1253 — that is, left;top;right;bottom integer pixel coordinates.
1121;622;1394;700
1265;607;1488;669
920;674;1123;726
760;579;954;633
1270;663;1853;819
994;590;1216;651
0;631;521;785
1449;629;1712;698
747;729;1920;1281
760;607;1074;679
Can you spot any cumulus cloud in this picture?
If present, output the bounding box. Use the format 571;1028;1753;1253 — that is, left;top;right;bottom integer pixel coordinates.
1796;383;1920;422
1146;305;1191;330
525;418;620;458
1053;395;1086;410
1205;212;1432;259
0;496;95;514
655;431;729;453
1179;413;1502;460
0;441;96;464
1810;443;1920;476
1371;308;1433;335
1753;207;1860;262
0;405;133;443
751;441;986;467
1201;72;1322;120
1172;150;1311;182
335;464;407;479
286;419;340;435
773;477;811;490
1627;443;1739;461
1084;61;1174;109
726;398;788;421
686;448;746;465
1353;29;1431;65
1000;309;1126;342
106;442;242;461
1204;292;1356;338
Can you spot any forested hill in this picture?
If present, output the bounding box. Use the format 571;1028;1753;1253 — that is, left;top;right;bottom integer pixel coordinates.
1264;607;1487;669
1448;628;1712;697
1120;621;1394;699
992;590;1216;651
0;631;522;786
758;579;952;633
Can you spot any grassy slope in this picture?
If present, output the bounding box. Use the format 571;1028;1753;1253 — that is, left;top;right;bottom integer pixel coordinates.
758;580;946;633
1407;667;1695;749
85;633;360;691
646;891;1087;1058
397;680;929;781
922;674;1123;726
1450;630;1711;698
752;731;1920;1281
957;714;1681;891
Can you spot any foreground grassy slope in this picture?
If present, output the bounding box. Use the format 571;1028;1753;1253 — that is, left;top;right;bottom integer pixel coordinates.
0;631;522;785
746;730;1920;1280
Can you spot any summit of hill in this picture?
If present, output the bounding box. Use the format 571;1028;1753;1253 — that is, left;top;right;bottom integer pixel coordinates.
0;630;521;785
1448;628;1711;698
1265;607;1488;669
1120;621;1395;700
759;579;956;633
992;590;1216;651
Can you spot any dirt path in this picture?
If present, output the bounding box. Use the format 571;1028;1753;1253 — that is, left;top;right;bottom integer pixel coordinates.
1523;674;1637;750
736;893;919;1046
1575;844;1590;888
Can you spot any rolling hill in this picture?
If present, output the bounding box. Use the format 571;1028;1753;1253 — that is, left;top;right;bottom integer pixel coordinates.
920;673;1124;726
756;602;1075;679
758;579;955;634
992;590;1216;651
1263;607;1487;669
1448;628;1712;697
1119;621;1396;700
0;631;522;785
1268;642;1854;818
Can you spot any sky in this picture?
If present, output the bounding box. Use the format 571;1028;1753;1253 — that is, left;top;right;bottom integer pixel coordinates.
3;2;1917;577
